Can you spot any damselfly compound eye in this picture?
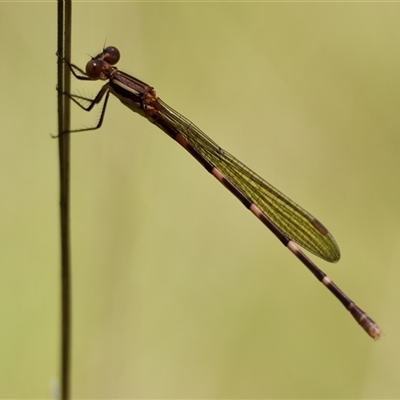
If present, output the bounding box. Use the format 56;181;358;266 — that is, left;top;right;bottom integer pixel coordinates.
86;59;104;80
103;46;120;65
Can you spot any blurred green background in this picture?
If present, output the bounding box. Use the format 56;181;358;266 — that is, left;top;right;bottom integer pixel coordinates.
1;1;400;399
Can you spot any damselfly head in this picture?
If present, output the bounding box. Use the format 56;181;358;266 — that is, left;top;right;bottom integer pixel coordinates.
85;46;120;80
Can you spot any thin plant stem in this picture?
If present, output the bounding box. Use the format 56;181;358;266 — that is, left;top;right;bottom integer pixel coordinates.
57;1;72;399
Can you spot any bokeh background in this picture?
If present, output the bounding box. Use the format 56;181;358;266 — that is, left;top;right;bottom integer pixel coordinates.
1;1;400;399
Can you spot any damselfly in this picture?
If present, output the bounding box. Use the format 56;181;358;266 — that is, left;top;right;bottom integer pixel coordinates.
58;46;381;340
